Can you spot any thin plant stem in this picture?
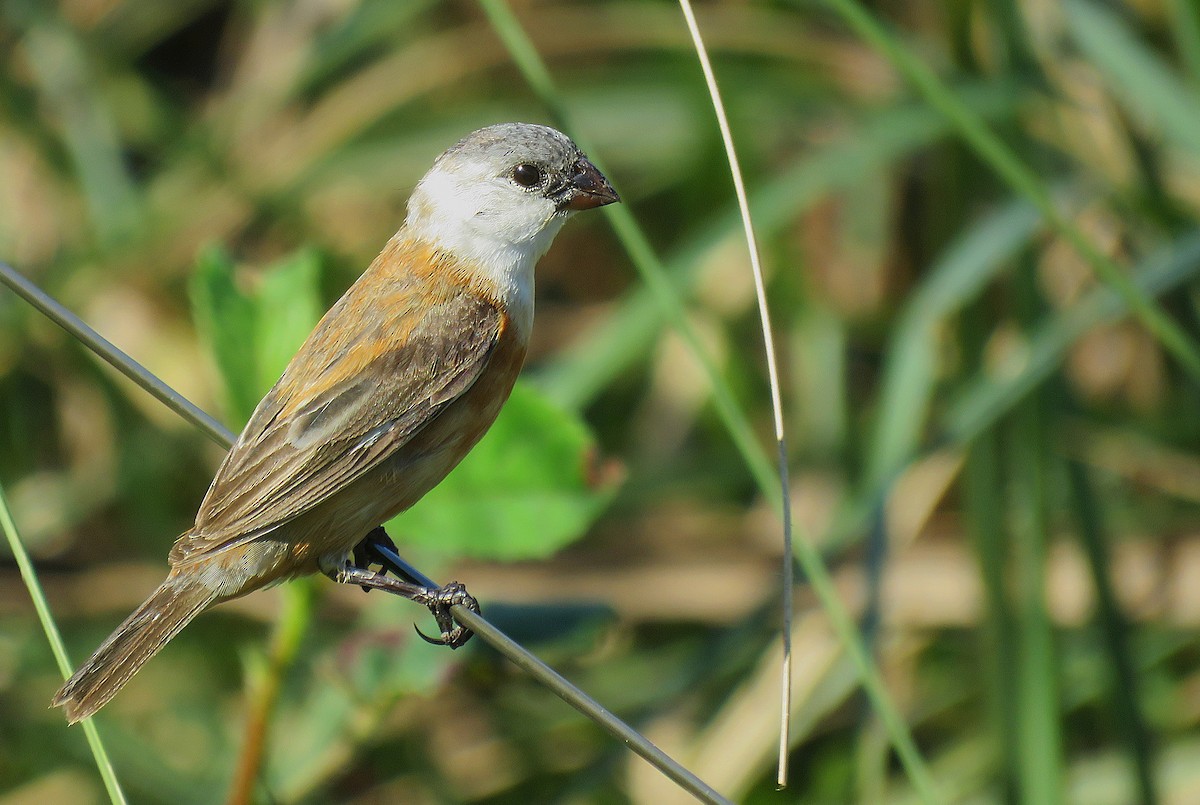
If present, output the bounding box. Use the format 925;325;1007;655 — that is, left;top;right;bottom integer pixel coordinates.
1010;402;1063;804
1066;461;1158;805
477;2;943;801
0;483;128;805
476;0;781;505
226;581;315;805
0;260;731;805
674;0;795;787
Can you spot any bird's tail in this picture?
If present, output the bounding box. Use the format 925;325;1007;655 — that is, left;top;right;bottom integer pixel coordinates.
53;574;216;723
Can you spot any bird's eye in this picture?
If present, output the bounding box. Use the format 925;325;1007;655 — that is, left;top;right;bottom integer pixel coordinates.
512;163;543;188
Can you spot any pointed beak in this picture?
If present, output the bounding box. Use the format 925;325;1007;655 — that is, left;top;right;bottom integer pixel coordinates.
560;158;619;211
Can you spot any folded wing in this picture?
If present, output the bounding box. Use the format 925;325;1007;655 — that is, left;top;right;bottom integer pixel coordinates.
170;268;503;565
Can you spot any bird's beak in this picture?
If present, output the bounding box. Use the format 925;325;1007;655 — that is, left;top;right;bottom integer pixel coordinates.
561;158;620;211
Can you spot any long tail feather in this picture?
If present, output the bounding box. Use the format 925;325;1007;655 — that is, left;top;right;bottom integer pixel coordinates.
53;575;216;723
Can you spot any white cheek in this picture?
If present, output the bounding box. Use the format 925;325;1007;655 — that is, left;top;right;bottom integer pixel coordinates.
405;169;566;334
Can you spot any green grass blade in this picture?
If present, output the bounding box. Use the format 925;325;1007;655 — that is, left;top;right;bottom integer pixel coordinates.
963;432;1021;801
0;483;129;804
297;1;436;94
1009;399;1064;805
866;200;1042;490
818;0;1200;383
1008;252;1063;804
479;1;943;799
1066;461;1158;805
1169;0;1200;86
822;200;1040;558
947;229;1200;442
1066;0;1200;155
535;87;1020;411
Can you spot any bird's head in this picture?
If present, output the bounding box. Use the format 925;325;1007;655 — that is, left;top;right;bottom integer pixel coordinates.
405;123;618;269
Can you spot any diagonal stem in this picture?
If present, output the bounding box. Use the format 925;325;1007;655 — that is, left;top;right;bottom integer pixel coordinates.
675;0;795;787
0;260;731;805
477;2;942;801
0;483;128;805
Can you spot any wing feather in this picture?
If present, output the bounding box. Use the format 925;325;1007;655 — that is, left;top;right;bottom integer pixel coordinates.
169;257;503;565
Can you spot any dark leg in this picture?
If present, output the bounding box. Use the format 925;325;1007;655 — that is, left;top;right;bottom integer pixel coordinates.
330;536;480;648
351;526;425;586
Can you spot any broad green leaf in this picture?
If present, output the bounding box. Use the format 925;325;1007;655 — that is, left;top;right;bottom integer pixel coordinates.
189;245;260;421
254;248;324;389
388;382;616;560
190;247;325;421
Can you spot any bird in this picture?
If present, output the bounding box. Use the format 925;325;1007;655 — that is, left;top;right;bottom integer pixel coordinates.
53;122;619;723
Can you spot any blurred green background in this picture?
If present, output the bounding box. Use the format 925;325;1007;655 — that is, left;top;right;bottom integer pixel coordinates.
4;0;1200;802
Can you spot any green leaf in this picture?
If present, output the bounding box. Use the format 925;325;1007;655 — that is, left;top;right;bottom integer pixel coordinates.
388;382;617;560
253;248;324;390
190;246;325;422
189;245;260;421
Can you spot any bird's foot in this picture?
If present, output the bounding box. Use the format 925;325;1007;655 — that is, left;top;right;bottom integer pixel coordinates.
326;547;478;649
408;581;479;649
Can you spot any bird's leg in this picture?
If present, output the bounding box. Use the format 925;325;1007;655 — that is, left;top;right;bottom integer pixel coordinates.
350;526;412;590
332;529;480;648
326;563;480;649
351;526;443;586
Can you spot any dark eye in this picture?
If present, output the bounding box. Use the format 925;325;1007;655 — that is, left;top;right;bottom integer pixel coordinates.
512;163;543;188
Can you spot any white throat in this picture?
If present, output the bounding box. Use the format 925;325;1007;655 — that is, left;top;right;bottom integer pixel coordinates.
404;166;569;334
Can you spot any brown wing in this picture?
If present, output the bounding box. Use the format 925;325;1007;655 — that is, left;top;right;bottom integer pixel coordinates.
169;263;503;566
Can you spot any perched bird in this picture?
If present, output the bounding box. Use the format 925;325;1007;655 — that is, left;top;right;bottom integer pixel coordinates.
53;123;618;723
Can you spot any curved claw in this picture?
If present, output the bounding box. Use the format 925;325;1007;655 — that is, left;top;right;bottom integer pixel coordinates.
413;622;471;648
413;622;448;645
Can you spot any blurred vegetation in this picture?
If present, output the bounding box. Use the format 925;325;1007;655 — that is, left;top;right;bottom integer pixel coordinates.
4;0;1200;802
